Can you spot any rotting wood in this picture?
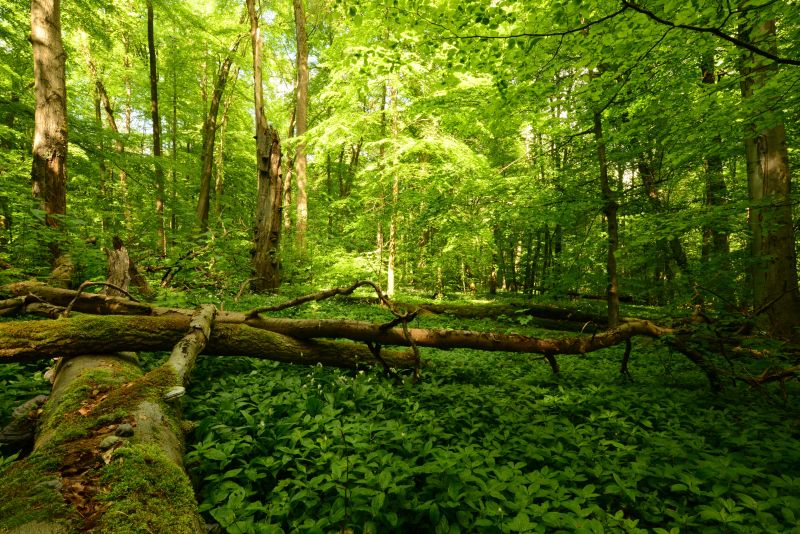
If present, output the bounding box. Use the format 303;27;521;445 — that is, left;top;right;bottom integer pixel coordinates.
166;304;216;385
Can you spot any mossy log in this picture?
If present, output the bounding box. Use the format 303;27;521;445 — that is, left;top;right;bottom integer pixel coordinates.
0;314;416;369
0;306;222;532
0;355;204;533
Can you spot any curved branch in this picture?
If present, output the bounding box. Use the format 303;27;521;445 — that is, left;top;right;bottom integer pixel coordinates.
622;0;800;66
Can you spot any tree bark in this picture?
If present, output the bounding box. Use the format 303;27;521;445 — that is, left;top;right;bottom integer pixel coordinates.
740;17;800;339
293;0;309;251
593;110;620;327
0;314;417;370
30;0;67;245
196;36;242;232
248;0;282;291
147;0;167;257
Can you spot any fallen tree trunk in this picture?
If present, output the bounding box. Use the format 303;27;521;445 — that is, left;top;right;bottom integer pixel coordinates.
0;281;728;389
0;307;221;532
0;314;416;369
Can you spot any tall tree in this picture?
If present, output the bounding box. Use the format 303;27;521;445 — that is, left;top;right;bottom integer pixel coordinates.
196;35;243;232
147;0;167;256
248;0;282;291
293;0;309;251
30;0;67;250
740;16;800;339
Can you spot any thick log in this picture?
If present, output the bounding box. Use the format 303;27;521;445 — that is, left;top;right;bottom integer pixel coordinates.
1;282;669;358
0;314;416;369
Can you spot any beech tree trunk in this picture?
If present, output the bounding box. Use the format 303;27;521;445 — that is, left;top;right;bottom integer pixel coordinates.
740;17;800;339
30;0;67;246
248;0;282;291
147;0;167;257
293;0;309;251
196;36;242;231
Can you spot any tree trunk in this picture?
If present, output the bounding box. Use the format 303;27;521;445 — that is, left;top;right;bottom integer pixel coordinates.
700;55;730;263
147;0;167;257
293;0;309;252
740;17;800;339
196;36;242;232
386;87;398;297
30;0;67;253
593;110;620;327
0;314;416;370
248;0;282;292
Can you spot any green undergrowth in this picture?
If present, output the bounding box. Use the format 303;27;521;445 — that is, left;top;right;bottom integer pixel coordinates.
184;296;800;534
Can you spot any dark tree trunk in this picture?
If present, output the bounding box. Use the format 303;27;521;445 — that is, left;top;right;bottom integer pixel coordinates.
147;0;166;257
196;36;242;231
593;111;620;327
293;0;309;251
248;0;282;291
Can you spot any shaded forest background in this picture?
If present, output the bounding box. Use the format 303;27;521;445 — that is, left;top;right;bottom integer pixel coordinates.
1;0;798;327
2;0;800;532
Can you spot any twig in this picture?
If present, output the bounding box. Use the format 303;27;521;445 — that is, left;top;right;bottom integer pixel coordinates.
245;280;409;319
63;281;139;317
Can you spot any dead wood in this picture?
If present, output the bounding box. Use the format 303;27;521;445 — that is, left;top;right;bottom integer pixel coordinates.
3;280;779;390
0;314;417;370
166;304;216;385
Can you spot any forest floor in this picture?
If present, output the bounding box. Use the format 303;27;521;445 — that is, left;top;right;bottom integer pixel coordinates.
2;290;799;533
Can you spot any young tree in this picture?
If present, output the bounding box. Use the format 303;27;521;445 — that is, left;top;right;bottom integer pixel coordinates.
196;34;243;232
147;0;167;256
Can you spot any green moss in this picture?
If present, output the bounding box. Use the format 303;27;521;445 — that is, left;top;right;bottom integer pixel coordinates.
0;454;77;531
38;363;180;452
95;444;202;534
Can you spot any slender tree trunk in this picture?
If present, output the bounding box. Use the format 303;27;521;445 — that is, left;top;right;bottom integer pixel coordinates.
593;111;620;327
386;87;398;297
293;0;309;252
147;0;166;257
283;107;295;234
119;35;132;226
700;56;730;263
248;0;282;291
215;72;237;217
740;17;800;339
196;36;241;232
170;42;179;232
30;0;67;257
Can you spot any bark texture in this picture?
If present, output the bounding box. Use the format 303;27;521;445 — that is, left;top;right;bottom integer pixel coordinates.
0;314;416;369
293;0;309;250
248;0;282;291
740;17;800;339
30;0;67;232
593;110;620;327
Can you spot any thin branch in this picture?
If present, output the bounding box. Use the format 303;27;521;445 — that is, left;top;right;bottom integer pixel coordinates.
63;281;139;317
622;0;800;66
418;6;629;41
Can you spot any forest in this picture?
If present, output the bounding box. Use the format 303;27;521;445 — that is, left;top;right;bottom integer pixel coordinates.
1;0;800;532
